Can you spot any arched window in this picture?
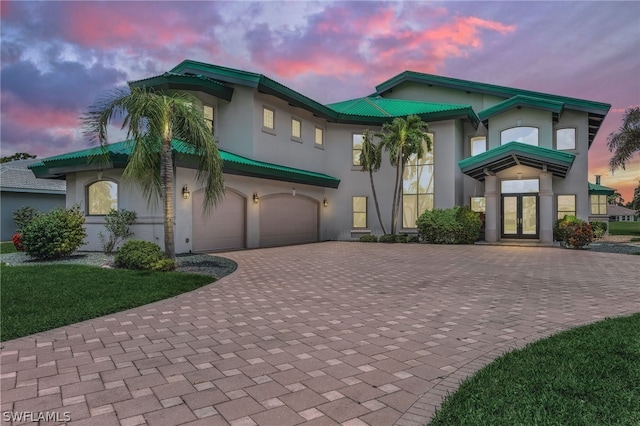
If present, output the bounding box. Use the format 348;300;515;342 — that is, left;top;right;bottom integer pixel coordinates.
501;127;538;146
87;180;118;215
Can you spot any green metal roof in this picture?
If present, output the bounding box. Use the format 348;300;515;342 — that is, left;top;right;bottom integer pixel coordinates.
458;142;576;181
30;141;340;189
588;182;615;195
478;95;565;122
130;72;234;101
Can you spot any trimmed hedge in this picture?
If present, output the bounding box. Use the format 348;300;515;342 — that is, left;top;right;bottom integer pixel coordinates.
359;235;378;242
417;206;482;244
21;206;87;260
114;240;176;271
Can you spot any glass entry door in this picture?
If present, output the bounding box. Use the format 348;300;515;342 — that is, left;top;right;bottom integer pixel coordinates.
502;194;538;238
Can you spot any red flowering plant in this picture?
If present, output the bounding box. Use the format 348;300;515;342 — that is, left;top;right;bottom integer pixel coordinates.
12;233;26;251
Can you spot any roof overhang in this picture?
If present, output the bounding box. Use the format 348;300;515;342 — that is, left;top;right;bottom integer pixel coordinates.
458;142;576;181
588;182;615;195
478;95;565;124
130;72;234;102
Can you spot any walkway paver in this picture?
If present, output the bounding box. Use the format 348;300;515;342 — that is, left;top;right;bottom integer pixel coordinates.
1;242;639;425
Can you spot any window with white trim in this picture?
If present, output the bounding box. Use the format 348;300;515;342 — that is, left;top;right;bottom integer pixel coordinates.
263;107;275;132
353;196;368;229
315;127;323;146
291;118;302;140
470;136;486;156
501;127;538;146
352;134;363;166
556;128;576;150
87;180;118;215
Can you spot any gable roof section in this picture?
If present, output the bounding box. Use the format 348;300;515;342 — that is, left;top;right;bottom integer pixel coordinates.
588;182;615;195
458;142;576;181
607;204;638;216
374;71;610;145
1;159;66;194
29;141;340;189
478;95;565;123
130;72;234;101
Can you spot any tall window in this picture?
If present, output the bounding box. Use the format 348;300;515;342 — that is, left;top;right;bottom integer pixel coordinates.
315;127;323;146
263;107;275;132
203;105;214;134
556;128;576;150
501;127;538;146
557;195;576;219
470;136;486;156
590;194;607;215
403;133;434;228
291;118;302;140
87;181;118;215
352;134;363;166
353;196;368;229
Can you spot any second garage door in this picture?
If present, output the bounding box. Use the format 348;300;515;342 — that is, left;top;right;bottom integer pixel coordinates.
259;195;318;247
192;189;246;252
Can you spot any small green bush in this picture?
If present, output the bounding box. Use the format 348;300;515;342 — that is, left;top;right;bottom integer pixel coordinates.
13;206;40;231
554;215;580;241
455;207;483;244
394;234;408;243
379;234;396;243
99;209;137;253
590;221;608;239
417;206;482;244
359;235;378;243
555;216;593;249
406;234;420;243
115;240;175;271
21;205;86;260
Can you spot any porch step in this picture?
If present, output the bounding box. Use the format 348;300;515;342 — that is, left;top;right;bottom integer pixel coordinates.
475;239;554;247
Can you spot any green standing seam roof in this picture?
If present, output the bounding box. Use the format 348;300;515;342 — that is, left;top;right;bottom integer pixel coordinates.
588;182;616;195
29;140;341;189
478;95;565;122
130;72;234;101
458;141;576;181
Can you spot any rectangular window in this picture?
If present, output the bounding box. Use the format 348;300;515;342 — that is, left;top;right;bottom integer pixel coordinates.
291;118;302;141
203;105;214;134
353;196;368;229
556;128;576;150
470;197;486;213
402;133;434;228
263;107;275;131
470;136;486;156
315;127;323;146
501;179;539;193
590;194;607;215
557;195;576;220
353;134;363;166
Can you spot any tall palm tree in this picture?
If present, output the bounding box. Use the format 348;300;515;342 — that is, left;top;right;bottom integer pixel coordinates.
378;115;431;234
359;129;386;234
608;106;640;171
83;87;224;259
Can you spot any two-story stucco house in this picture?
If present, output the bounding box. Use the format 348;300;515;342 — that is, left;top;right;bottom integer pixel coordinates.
30;60;611;252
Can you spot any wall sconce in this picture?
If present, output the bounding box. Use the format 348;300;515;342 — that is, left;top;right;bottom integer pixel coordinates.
292;188;296;197
323;198;328;207
182;185;190;200
253;192;260;204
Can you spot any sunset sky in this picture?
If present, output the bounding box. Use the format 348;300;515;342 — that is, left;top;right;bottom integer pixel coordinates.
1;1;638;200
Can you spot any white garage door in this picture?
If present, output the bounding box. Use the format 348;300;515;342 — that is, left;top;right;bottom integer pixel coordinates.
260;195;318;247
192;189;246;252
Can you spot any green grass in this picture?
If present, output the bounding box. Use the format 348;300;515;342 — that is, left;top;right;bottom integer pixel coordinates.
0;241;17;254
429;314;640;425
0;264;214;341
608;221;640;236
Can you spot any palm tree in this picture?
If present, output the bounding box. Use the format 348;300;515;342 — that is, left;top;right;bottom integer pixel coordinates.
83;87;224;259
359;129;386;234
608;106;640;171
377;115;431;234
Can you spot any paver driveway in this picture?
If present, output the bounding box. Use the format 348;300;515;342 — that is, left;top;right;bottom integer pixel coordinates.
1;242;639;426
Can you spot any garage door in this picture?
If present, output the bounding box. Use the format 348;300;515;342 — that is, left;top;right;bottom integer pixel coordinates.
192;189;246;252
260;195;318;247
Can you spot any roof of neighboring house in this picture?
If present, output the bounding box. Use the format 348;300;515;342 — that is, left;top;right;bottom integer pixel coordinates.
607;204;638;216
30;141;341;189
458;142;576;181
0;159;66;194
588;182;616;195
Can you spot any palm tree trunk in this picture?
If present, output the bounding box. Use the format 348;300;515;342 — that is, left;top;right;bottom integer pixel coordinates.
391;151;402;235
369;169;387;235
161;139;176;259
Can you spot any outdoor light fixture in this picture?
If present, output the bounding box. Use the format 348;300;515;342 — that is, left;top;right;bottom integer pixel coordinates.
292;188;296;197
253;192;260;204
182;185;190;199
323;198;328;207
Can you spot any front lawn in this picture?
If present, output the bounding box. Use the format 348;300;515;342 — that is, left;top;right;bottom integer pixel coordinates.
608;221;640;236
429;314;640;425
0;264;214;341
0;241;17;254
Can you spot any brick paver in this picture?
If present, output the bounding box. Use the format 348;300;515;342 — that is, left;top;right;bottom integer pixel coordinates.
1;242;639;425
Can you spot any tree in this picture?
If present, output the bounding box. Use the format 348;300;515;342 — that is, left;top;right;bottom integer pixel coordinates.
607;191;625;206
83;87;224;259
630;181;640;212
377;115;431;234
607;106;640;171
359;129;386;234
1;152;37;163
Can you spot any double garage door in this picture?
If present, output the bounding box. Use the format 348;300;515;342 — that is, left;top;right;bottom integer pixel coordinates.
192;191;318;252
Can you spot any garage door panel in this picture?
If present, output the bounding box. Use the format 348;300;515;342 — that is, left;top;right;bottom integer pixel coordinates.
193;190;246;252
260;195;318;247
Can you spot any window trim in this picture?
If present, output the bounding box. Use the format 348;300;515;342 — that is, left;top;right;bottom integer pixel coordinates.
590;194;607;215
291;117;302;142
470;136;487;157
86;179;119;216
203;105;214;135
262;106;276;135
352;133;363;167
352;196;368;229
500;126;539;146
557;194;576;220
314;126;324;148
556;127;577;151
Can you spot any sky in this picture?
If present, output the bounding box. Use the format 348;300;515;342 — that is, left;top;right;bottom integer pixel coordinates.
1;1;639;200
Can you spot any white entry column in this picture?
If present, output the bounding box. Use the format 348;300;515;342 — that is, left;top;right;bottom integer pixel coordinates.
539;172;554;243
484;175;498;242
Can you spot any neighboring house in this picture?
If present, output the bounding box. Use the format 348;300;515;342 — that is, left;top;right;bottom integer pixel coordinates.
1;159;66;240
587;176;615;224
608;205;638;222
30;60;611;252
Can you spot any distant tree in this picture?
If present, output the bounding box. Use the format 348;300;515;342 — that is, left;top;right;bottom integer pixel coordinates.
359;129;386;235
1;152;37;163
608;107;640;171
607;191;625;206
631;181;640;212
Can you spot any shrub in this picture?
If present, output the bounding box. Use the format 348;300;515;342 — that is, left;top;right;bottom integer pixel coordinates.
379;234;396;243
555;216;594;249
359;235;378;243
12;233;25;251
114;240;175;271
99;209;137;253
394;234;408;243
417;206;482;244
21;206;86;260
590;221;608;239
406;234;420;243
13;206;39;231
554;215;580;242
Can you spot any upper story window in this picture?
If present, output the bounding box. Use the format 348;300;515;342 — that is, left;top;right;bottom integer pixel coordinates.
556;128;576;150
352;134;363;166
291;118;302;140
87;180;118;215
262;106;275;134
470;136;487;156
315;127;324;146
402;133;434;228
203;105;214;134
501;127;538;146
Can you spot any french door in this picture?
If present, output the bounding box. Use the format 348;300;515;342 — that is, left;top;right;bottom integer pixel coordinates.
501;194;539;239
